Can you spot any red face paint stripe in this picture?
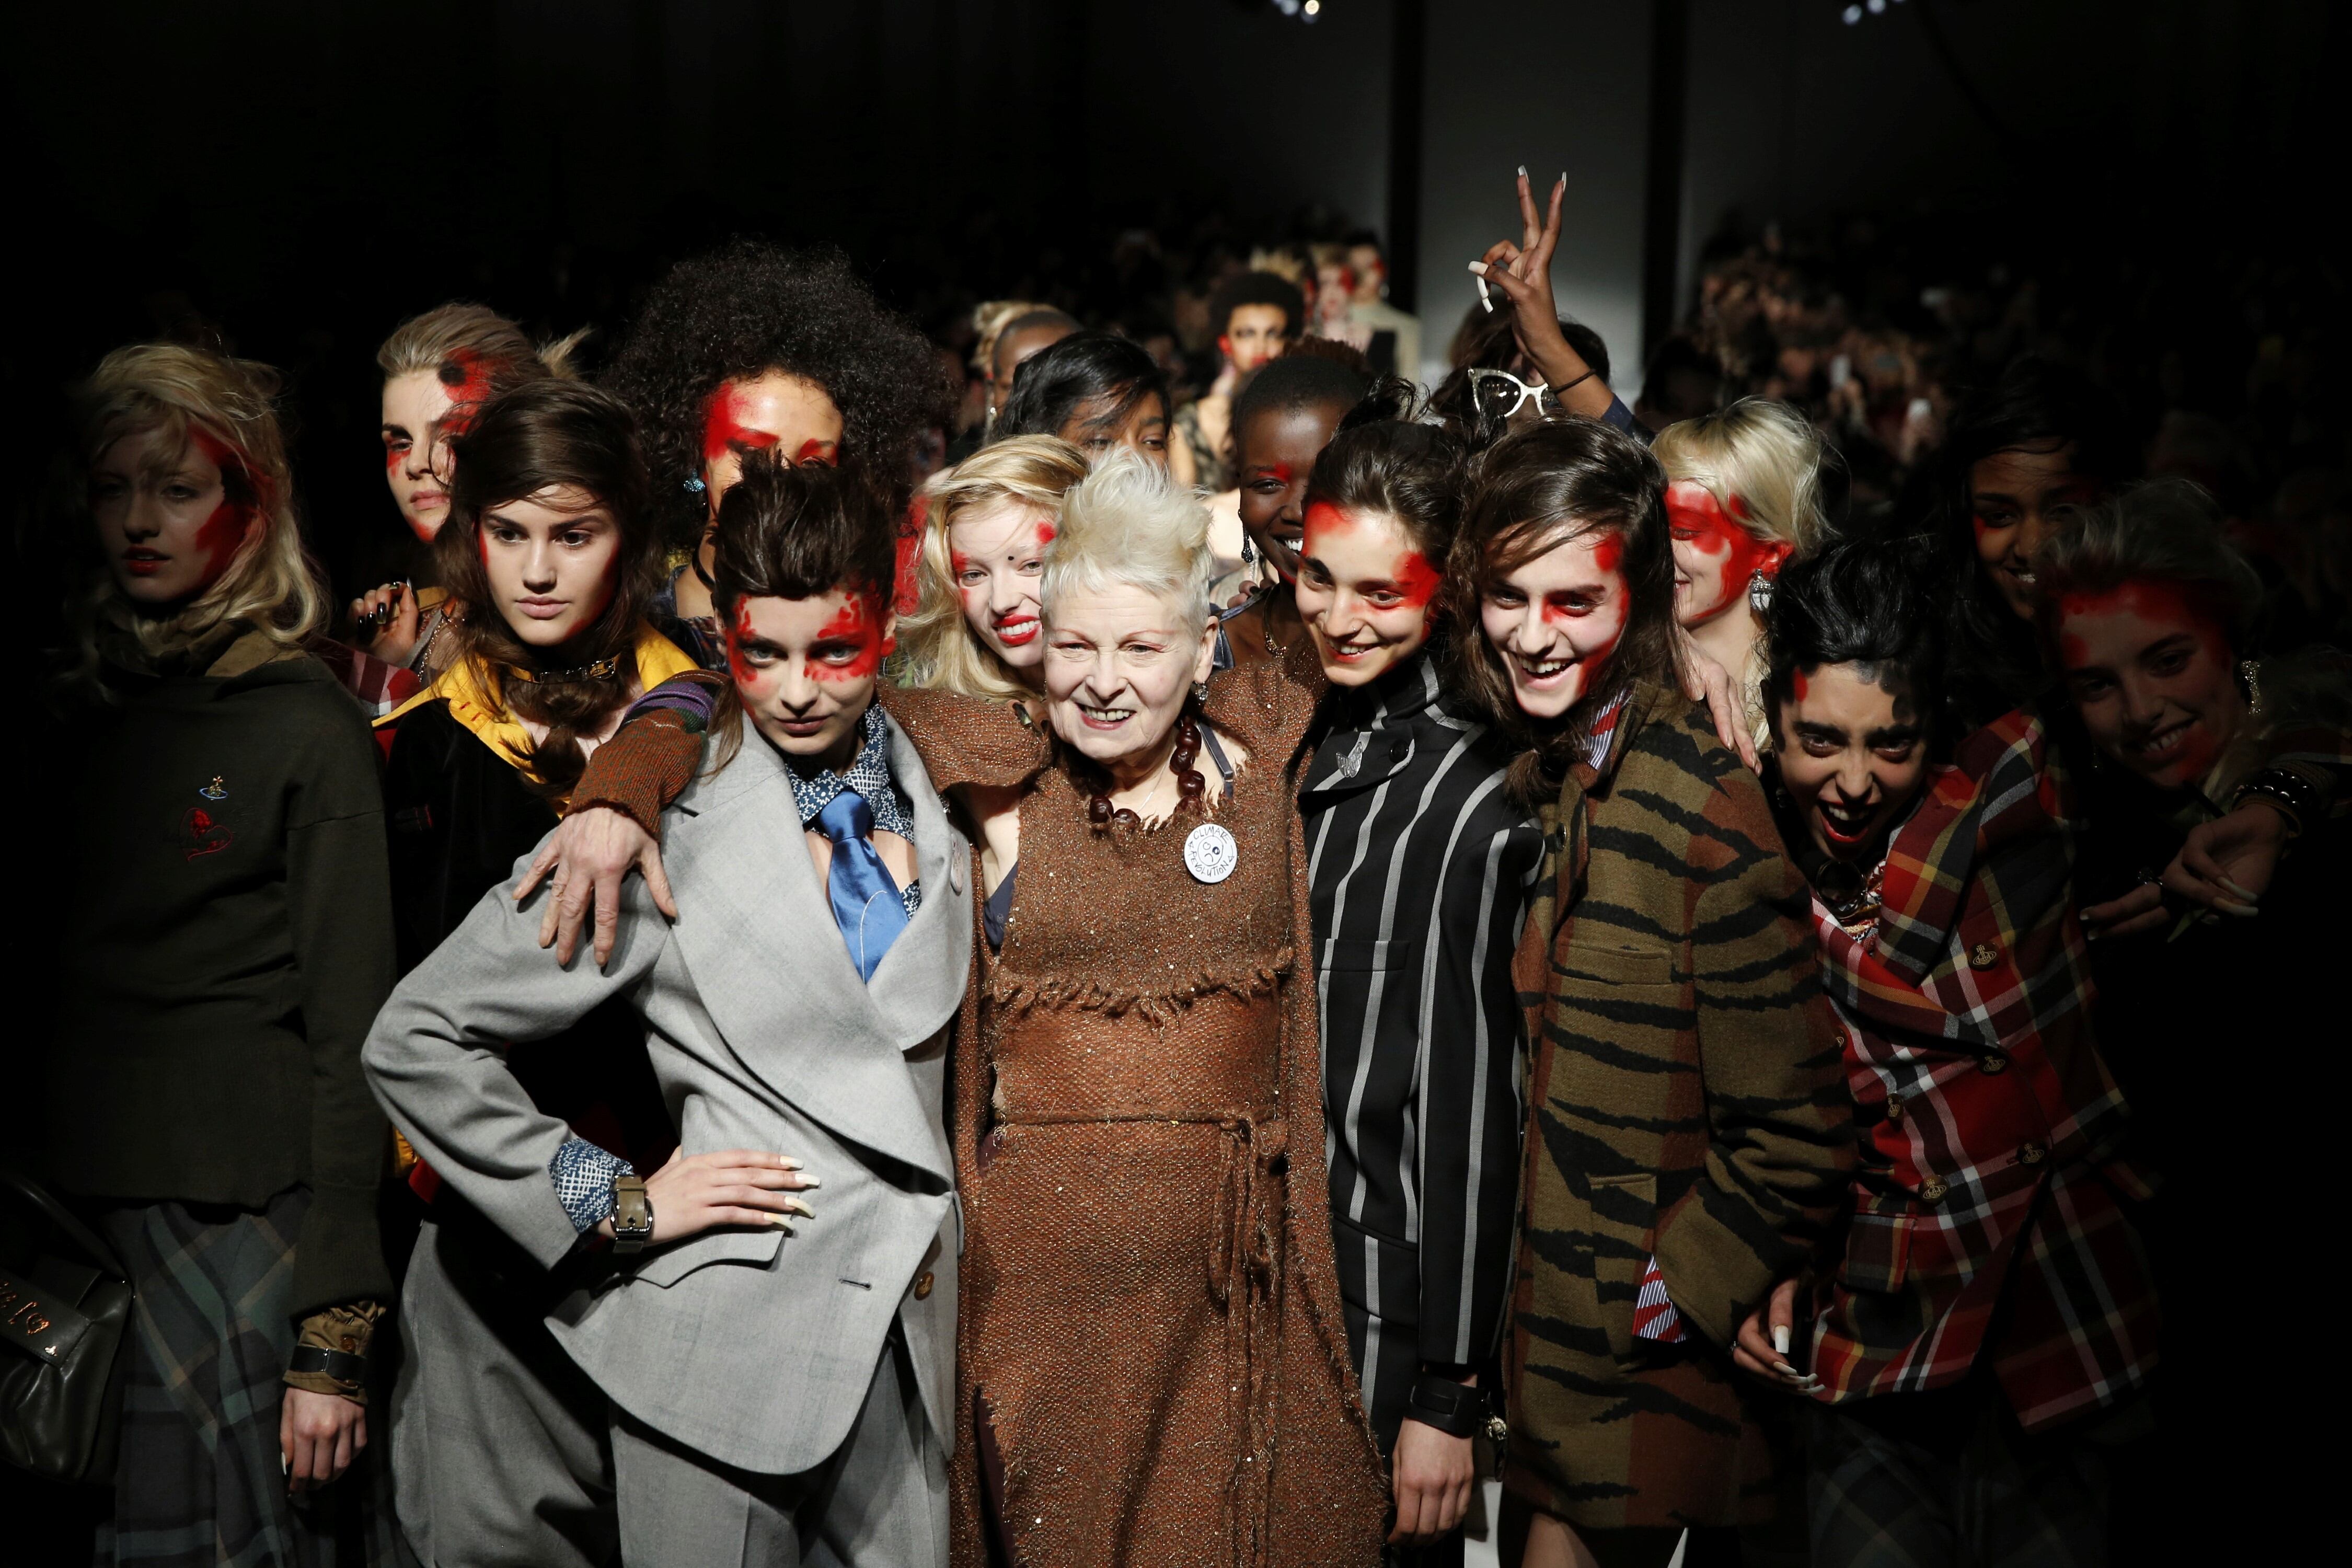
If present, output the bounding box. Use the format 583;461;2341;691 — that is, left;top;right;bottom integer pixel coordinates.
702;384;784;468
727;598;760;685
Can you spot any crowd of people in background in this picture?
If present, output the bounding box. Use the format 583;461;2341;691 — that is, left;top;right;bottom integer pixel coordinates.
15;162;2346;1568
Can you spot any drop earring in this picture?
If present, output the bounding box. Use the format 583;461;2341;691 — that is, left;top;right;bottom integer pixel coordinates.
1748;572;1775;614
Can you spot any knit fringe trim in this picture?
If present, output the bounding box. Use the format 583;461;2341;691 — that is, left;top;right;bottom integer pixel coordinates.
987;946;1295;1027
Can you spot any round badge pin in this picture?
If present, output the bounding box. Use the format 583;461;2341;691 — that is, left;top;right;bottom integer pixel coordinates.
1183;823;1239;884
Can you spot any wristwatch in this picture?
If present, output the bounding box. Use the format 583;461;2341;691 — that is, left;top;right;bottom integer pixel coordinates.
611;1174;654;1253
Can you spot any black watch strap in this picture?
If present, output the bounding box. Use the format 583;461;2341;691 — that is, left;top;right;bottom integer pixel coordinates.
287;1345;369;1384
612;1174;654;1254
1405;1373;1485;1439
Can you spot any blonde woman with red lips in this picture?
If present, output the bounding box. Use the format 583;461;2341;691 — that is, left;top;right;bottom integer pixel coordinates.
899;436;1092;705
352;303;585;676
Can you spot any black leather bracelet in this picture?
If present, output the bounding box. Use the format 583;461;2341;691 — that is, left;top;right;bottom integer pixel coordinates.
287;1345;368;1385
1405;1374;1485;1439
2232;768;2315;839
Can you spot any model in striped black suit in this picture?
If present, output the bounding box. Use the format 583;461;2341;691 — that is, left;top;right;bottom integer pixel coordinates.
1304;654;1541;1425
1285;406;1543;1562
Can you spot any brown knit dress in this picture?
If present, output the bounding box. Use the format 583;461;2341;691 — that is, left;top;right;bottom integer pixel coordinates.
885;671;1387;1568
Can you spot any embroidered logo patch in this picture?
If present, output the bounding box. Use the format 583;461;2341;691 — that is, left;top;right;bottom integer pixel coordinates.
183;806;234;859
198;776;228;800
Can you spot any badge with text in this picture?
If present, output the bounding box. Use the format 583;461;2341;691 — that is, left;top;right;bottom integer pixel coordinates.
1184;823;1238;885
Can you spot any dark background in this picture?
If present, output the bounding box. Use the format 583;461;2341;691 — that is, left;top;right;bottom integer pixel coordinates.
1;2;2343;1556
9;0;2341;607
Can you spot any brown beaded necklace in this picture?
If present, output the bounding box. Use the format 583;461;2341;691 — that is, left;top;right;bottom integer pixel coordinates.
1082;714;1207;831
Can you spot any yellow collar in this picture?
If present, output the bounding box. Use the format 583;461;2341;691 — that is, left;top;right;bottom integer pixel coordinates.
377;623;701;780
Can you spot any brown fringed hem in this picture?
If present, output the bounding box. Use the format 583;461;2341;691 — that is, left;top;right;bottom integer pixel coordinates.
987;946;1295;1026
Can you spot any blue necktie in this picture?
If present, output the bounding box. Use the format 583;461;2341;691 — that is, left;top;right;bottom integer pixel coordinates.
816;790;910;983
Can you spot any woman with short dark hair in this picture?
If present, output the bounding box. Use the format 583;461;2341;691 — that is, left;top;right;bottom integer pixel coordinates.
1170;269;1304;490
990;330;1171;471
1735;533;2158;1568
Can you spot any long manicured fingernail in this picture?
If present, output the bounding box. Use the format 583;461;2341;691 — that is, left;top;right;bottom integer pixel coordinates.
769;1215;795;1231
1772;1324;1791;1356
783;1198;814;1218
2213;900;2258;917
779;1157;802;1170
1517;164;1527;178
2219;878;2258;901
1558;171;1567;189
797;1174;821;1189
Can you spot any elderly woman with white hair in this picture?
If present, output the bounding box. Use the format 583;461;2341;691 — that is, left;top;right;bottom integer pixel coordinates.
906;448;1386;1567
522;449;1388;1566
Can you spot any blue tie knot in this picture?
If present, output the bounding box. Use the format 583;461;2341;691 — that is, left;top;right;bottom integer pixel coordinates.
818;789;875;843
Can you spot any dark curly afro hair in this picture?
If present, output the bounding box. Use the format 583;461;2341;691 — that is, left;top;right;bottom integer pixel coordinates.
602;239;953;552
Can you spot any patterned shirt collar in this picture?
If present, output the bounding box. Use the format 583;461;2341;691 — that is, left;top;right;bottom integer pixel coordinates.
1580;690;1630;769
783;701;916;840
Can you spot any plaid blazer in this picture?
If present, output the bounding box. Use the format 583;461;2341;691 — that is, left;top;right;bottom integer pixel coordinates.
1507;684;1852;1531
1805;708;2158;1432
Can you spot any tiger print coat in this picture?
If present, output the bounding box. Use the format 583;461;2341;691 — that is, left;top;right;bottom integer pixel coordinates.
1505;683;1853;1531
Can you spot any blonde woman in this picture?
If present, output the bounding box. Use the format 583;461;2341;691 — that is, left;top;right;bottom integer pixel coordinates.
353;302;584;673
37;344;399;1559
900;434;1091;704
1651;396;1831;754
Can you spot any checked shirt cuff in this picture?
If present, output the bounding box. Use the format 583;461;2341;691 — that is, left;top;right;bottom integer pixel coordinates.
549;1137;635;1233
1631;1254;1687;1343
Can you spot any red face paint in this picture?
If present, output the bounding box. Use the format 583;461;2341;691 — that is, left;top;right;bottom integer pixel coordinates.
1666;480;1778;622
794;438;838;466
812;592;889;681
2056;578;2238;786
1035;520;1057;547
1792;668;1810;702
727;598;764;688
1394;550;1441;609
1590;531;1624;574
1301;500;1350;555
438;350;493;436
701;384;783;468
384;442;405;475
183;429;250;583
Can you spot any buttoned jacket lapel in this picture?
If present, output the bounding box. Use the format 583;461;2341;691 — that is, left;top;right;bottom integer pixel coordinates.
661;711;966;1183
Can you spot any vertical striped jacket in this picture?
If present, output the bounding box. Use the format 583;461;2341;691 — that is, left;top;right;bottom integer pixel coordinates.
1507;682;1853;1531
1301;652;1546;1445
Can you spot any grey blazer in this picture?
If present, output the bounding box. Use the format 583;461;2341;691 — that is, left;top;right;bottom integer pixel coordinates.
363;709;972;1476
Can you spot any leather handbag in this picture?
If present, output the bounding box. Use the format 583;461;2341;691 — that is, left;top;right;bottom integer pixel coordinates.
0;1166;132;1482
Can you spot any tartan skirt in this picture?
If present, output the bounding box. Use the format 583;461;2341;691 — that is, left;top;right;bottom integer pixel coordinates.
91;1189;404;1568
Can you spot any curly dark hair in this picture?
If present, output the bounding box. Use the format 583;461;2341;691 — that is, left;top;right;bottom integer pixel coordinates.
601;239;953;554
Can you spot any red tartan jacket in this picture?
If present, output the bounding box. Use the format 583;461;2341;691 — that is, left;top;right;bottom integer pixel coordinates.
1805;708;2158;1431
